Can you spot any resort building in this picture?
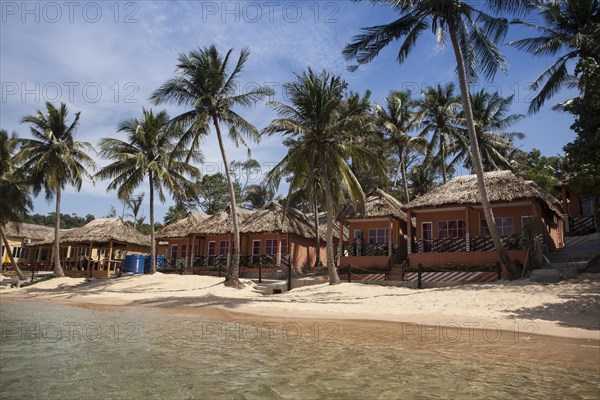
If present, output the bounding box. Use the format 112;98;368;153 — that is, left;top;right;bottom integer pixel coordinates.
156;211;209;268
1;222;57;266
27;218;151;278
338;188;410;271
404;171;564;268
556;182;599;236
239;202;328;272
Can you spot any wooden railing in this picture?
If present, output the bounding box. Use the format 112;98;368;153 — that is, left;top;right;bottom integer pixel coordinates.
414;235;526;253
341;243;403;257
568;216;596;235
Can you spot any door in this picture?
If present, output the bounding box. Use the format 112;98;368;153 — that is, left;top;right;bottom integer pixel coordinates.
422;222;432;253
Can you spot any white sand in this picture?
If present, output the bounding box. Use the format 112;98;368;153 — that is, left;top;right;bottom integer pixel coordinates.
2;273;599;340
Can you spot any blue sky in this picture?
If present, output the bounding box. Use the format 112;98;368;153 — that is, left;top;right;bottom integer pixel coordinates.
1;1;577;221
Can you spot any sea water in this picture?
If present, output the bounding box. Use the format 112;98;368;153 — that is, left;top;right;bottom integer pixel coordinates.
1;300;598;399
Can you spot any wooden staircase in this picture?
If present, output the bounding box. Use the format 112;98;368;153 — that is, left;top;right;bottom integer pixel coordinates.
386;261;406;281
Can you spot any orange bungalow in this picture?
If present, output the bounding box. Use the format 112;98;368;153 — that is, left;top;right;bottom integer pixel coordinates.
405;171;564;269
27;218;151;278
189;206;255;269
239;202;328;272
338;188;411;271
555;182;598;236
156;211;209;269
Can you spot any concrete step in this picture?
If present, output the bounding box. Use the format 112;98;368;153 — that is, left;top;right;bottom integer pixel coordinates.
530;269;562;283
543;261;588;279
547;250;599;263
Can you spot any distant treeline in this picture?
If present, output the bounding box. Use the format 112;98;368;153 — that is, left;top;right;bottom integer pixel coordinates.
24;213;95;229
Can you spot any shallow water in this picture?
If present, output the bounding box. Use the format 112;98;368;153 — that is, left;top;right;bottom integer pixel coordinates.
1;300;598;399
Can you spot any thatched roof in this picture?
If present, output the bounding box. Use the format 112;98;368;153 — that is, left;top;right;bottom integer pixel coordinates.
156;211;209;239
2;222;56;242
193;206;254;235
32;218;151;247
339;188;406;221
240;202;316;239
405;171;563;215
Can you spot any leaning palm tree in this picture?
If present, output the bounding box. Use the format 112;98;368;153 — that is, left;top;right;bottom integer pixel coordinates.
457;90;525;172
509;0;600;113
375;90;425;201
416;83;463;184
95;109;201;274
150;45;273;288
344;0;531;277
16;102;96;277
0;130;31;281
265;68;385;284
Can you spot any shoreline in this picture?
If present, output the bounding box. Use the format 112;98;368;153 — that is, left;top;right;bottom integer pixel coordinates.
1;273;599;342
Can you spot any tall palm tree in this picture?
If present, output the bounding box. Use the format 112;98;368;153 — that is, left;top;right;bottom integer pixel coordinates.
344;0;530;277
95;109;201;273
375;90;425;202
150;45;273;288
416;83;463;184
16;102;96;277
264;68;385;284
509;0;600;113
0;130;31;281
457;90;525;171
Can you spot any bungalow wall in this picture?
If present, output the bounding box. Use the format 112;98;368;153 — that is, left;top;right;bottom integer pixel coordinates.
560;186;597;217
1;236;31;264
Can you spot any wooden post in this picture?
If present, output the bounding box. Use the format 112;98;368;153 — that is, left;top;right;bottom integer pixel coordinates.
87;242;93;278
388;216;393;256
190;234;196;271
276;234;282;268
406;210;413;255
496;262;502;281
258;260;262;283
287;261;292;292
347;264;351;283
417;263;423;289
108;240;113;273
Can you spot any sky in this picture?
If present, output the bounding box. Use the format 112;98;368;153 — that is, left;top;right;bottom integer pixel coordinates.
0;1;578;221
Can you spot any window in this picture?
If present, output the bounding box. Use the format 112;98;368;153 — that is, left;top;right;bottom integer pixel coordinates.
180;244;187;258
482;217;514;236
438;220;466;238
207;242;216;266
219;241;229;256
521;215;533;233
368;228;390;244
265;239;277;255
170;245;178;260
280;239;288;256
252;240;261;263
354;230;363;242
581;197;593;216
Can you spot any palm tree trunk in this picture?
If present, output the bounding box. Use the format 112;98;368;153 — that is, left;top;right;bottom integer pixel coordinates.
0;228;26;281
53;186;65;277
320;156;341;285
313;196;322;269
441;140;447;184
401;149;410;202
213;116;242;288
149;172;156;274
448;19;518;278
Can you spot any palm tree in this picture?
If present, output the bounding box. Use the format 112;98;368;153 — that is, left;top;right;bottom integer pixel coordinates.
457;90;525;172
416;83;463;184
509;0;600;113
264;68;385;284
344;0;530;277
244;184;273;210
16;102;96;277
0;130;31;281
374;90;425;201
123;193;145;230
150;45;273;289
95;109;201;274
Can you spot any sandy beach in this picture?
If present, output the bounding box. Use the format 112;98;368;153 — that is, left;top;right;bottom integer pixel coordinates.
1;272;599;341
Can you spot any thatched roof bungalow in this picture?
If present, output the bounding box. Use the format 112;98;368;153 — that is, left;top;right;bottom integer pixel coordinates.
156;211;209;239
239;202;329;271
404;170;564;270
338;188;411;271
1;222;61;265
28;218;151;278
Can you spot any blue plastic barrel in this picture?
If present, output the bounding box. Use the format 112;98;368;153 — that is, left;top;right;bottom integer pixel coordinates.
124;254;145;274
156;255;165;270
143;255;165;272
